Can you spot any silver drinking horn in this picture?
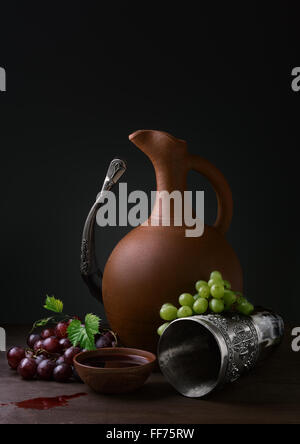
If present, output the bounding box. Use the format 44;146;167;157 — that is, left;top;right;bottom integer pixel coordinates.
158;309;284;398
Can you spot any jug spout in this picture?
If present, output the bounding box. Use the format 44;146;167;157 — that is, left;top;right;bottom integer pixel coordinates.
129;130;189;195
129;130;188;163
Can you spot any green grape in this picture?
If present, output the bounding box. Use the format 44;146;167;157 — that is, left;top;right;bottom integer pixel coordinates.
208;278;223;288
195;281;208;292
223;280;231;290
177;306;193;318
161;303;175;310
198;285;210;299
237;295;247;305
237;301;254;316
160;305;178;321
223;290;237;307
193;298;209;315
210;284;225;299
179;293;194;308
209;298;225;314
208;279;215;288
210;271;223;281
194;293;201;300
157;323;170;336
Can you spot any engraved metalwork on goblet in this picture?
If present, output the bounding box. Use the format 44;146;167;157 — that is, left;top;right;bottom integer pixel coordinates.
158;310;284;398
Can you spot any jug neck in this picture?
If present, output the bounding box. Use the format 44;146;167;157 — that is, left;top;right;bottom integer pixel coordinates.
129;130;190;224
150;164;189;224
129;130;188;193
153;157;188;194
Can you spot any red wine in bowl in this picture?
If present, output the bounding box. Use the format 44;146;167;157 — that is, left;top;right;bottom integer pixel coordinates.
81;354;149;369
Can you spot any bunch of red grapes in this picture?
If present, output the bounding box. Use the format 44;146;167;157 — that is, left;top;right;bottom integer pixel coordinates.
7;320;116;383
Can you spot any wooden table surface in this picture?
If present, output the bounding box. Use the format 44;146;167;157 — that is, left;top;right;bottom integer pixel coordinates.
0;325;299;424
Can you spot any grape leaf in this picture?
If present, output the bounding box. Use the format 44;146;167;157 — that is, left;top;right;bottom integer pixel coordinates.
80;330;97;351
67;324;95;351
67;314;100;351
67;320;84;347
85;313;100;336
44;295;64;313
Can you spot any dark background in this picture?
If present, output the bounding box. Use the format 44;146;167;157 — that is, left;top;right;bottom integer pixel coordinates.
0;2;298;324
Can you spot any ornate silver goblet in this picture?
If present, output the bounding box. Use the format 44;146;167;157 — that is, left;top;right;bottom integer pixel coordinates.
158;310;284;398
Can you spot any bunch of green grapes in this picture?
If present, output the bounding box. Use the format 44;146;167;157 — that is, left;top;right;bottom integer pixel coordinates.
157;271;254;336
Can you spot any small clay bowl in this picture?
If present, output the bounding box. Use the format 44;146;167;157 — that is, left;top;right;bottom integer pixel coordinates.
74;348;156;394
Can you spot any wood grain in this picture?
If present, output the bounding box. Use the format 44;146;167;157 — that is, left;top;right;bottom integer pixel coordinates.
0;325;299;424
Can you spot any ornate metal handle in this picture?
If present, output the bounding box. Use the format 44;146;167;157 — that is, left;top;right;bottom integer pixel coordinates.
81;159;127;303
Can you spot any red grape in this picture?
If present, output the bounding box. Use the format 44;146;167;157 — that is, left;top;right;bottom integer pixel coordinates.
56;356;65;366
96;332;115;349
7;347;26;370
59;338;72;350
25;350;34;359
17;358;37;380
43;337;61;354
27;334;41;348
53;364;72;382
64;347;81;365
41;328;56;339
33;339;45;353
37;359;56;380
55;322;68;339
35;355;45;365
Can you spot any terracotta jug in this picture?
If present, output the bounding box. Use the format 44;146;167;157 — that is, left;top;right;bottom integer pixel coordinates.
81;130;243;353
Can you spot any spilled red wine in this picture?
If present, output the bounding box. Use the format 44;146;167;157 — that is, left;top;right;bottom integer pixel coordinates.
81;354;149;369
0;393;87;410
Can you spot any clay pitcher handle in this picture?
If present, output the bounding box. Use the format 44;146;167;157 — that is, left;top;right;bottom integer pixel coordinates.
188;155;233;235
81;159;127;303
